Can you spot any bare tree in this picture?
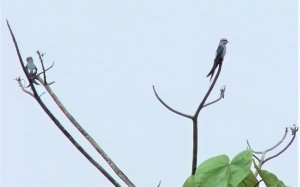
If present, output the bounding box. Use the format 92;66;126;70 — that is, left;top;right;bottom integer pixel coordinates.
153;60;226;175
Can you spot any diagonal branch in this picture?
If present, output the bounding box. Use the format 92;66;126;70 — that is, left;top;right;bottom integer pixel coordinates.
7;20;121;187
152;85;193;119
37;76;135;187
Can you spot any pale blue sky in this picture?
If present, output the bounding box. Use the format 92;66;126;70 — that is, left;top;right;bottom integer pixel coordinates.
1;0;298;186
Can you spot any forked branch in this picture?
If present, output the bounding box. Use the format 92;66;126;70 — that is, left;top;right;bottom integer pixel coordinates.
248;125;298;177
153;61;225;175
7;20;121;187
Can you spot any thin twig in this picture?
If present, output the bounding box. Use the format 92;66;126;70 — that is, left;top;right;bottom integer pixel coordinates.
203;86;226;108
34;61;54;80
152;85;193;119
37;51;47;83
7;20;121;187
248;127;288;154
263;126;298;164
15;77;34;97
265;127;288;152
249;126;297;177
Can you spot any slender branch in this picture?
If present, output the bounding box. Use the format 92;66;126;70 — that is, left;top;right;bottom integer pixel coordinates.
152;85;193;119
194;63;223;118
247;140;261;162
263;126;298;165
252;154;260;162
36;51;47;83
157;180;161;187
34;61;54;79
7;20;37;96
265;127;288;152
37;76;135;187
248;127;288;154
203;86;225;108
153;61;224;175
248;126;298;177
191;63;223;175
7;20;121;187
15;77;34;97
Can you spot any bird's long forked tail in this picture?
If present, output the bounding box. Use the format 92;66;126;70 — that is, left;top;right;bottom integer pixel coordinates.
207;58;223;81
206;61;217;81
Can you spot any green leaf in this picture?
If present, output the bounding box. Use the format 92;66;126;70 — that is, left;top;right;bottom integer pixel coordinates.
193;150;252;187
230;149;253;186
254;161;288;187
183;175;195;187
237;171;258;187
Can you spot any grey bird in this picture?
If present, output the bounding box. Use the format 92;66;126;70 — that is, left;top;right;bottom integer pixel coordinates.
207;38;229;81
25;57;39;85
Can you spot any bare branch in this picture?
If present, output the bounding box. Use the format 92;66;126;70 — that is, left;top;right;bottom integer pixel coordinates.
34;61;54;78
37;77;135;186
37;50;47;83
265;127;288;152
7;20;121;187
15;77;34;97
263;126;298;164
7;20;38;96
249;126;297;177
153;61;225;175
191;63;224;175
253;154;260;162
34;51;55;83
152;85;193;119
157;180;161;187
194;63;223;118
249;127;288;154
247;139;261;161
203;86;226;108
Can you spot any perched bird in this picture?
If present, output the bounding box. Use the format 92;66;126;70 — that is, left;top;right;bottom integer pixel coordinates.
207;38;229;81
25;57;39;85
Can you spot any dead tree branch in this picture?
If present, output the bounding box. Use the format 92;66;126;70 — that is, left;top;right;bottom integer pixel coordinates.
203;86;225;108
36;75;135;187
15;77;35;97
7;20;121;187
153;61;225;175
152;85;193;119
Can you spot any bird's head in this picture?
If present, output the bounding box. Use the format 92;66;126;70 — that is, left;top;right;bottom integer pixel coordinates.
220;38;228;45
26;57;33;63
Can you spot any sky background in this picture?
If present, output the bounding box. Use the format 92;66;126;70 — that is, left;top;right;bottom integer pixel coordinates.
1;0;298;186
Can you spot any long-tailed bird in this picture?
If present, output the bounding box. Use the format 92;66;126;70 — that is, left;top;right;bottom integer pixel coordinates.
25;57;39;85
207;38;228;81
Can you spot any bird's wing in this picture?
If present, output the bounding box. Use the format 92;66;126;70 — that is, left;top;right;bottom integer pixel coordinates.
215;45;224;59
33;67;37;75
25;64;30;73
